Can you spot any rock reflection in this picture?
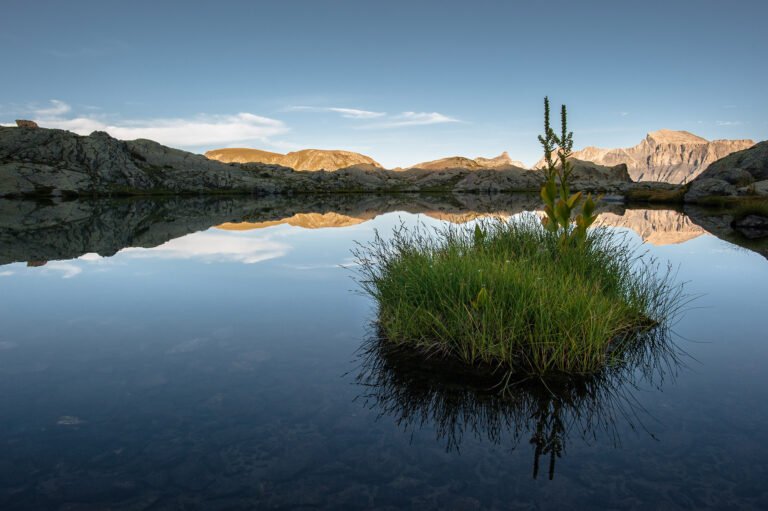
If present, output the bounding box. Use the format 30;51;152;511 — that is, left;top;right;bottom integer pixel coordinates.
0;194;539;266
2;194;767;266
355;326;682;480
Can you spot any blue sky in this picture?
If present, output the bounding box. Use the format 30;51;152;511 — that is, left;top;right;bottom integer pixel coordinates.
1;0;766;167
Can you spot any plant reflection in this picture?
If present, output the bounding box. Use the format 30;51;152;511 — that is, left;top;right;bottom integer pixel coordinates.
354;325;683;480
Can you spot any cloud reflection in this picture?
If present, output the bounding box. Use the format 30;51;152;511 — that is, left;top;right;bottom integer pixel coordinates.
41;262;83;279
119;231;290;264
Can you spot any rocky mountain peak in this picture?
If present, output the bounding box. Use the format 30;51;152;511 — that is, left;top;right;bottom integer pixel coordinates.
645;129;708;145
474;151;527;169
411;152;527;171
533;130;755;184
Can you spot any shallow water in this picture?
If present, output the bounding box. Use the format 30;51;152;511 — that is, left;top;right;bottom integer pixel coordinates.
0;194;767;510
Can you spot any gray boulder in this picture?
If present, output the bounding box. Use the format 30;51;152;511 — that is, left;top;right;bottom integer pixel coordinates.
748;180;768;197
569;159;631;192
686;141;768;202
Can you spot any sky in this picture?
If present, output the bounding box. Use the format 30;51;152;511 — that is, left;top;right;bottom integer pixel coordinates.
1;0;766;168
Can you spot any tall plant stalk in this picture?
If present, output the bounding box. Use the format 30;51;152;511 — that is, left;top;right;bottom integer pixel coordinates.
538;97;598;244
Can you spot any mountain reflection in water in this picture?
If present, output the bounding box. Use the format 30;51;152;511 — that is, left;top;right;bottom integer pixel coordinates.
1;194;766;267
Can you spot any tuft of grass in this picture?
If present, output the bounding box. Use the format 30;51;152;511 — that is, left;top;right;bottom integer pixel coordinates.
354;216;682;377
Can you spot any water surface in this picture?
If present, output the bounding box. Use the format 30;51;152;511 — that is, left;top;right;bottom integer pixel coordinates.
1;195;767;510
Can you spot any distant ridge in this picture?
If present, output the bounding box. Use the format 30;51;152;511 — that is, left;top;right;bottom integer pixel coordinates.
205;148;382;171
645;129;708;145
536;130;754;184
409;152;527;171
204;130;753;183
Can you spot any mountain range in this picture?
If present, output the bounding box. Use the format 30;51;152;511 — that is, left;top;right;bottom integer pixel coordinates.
3;124;763;202
206;130;754;184
204;148;382;171
537;130;755;184
215;208;704;246
406;152;527;171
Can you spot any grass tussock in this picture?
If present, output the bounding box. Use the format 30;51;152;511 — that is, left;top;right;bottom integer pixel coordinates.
354;216;682;377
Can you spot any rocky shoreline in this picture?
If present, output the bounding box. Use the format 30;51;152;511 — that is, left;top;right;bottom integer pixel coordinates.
1;125;766;205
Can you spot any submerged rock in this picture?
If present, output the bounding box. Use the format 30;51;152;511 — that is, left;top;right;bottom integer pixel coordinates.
57;416;85;426
732;214;768;239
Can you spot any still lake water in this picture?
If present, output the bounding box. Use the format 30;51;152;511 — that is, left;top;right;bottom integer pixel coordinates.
0;194;767;510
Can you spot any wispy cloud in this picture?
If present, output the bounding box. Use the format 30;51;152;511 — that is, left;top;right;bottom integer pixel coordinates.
287;105;462;128
716;120;742;126
287;106;386;119
35;99;71;116
364;111;462;129
20;100;290;148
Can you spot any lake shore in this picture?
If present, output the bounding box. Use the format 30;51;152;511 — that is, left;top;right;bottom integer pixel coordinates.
3;126;766;205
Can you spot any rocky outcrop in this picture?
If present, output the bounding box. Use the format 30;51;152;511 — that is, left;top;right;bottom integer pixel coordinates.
0;126;660;198
0;126;281;197
685;141;768;203
205;147;383;171
568;159;631;190
15;120;38;128
536;130;754;184
393;155;630;193
256;163;546;194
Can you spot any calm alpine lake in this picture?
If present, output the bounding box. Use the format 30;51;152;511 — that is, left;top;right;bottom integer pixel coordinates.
1;194;766;510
